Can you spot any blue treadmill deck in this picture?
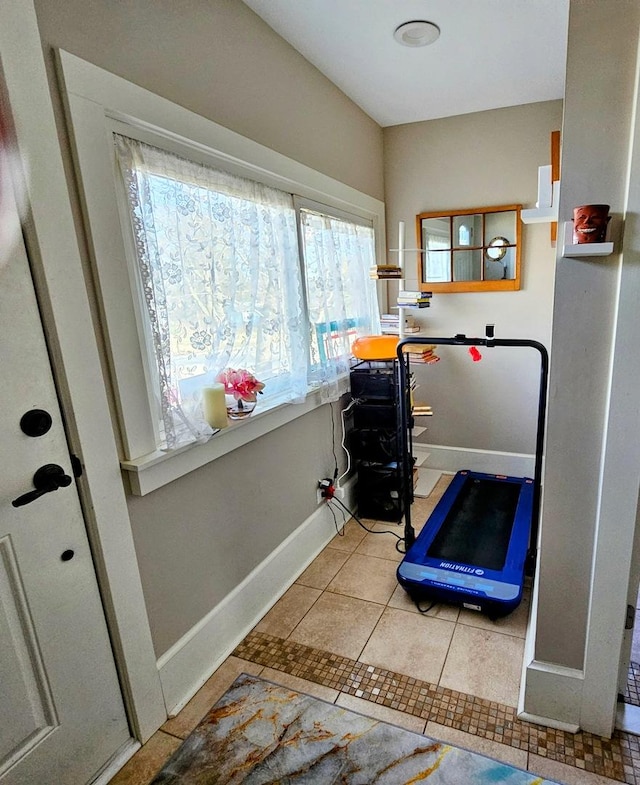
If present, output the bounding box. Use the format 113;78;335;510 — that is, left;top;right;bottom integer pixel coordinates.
397;470;534;617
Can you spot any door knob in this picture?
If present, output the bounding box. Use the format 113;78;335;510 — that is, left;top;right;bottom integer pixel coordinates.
12;464;73;508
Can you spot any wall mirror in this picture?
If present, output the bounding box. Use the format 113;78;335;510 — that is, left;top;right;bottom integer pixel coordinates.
416;204;522;292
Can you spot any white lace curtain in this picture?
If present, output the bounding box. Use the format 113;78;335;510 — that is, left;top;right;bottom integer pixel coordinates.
114;134;307;449
300;208;380;401
114;134;380;451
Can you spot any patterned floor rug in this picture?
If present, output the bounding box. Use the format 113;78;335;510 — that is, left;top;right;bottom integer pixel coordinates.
150;673;559;784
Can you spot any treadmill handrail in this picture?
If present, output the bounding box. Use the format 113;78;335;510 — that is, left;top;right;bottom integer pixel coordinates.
396;335;549;561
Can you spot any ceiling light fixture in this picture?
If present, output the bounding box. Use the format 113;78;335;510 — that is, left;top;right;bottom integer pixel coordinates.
393;20;440;47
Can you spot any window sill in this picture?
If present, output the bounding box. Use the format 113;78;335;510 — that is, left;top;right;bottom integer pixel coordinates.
120;379;349;495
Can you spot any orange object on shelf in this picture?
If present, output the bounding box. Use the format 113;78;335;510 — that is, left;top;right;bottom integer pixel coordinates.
351;335;398;360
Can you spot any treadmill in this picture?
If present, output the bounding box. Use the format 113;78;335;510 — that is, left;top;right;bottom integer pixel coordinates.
395;328;548;618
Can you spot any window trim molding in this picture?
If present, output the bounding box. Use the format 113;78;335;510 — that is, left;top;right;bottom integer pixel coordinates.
57;50;385;491
121;380;349;495
294;196;375;229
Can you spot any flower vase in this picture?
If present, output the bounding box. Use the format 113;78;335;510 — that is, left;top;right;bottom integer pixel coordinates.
225;395;257;419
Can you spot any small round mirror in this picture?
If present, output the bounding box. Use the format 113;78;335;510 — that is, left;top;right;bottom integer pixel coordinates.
485;236;509;261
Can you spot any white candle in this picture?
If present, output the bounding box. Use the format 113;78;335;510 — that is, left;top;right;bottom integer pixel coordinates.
203;384;228;429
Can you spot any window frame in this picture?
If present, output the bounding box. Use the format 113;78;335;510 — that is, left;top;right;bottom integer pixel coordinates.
112;130;312;448
57;49;386;494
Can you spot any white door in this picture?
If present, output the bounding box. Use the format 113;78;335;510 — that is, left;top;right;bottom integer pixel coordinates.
0;191;131;783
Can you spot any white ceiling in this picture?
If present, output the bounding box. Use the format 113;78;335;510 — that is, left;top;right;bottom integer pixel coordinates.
241;0;570;128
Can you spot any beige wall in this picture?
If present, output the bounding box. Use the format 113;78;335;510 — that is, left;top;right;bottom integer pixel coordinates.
127;406;337;655
384;101;563;454
34;0;383;200
28;0;640;736
33;0;383;657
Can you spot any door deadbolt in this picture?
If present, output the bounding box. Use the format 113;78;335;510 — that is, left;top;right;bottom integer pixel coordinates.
20;409;53;437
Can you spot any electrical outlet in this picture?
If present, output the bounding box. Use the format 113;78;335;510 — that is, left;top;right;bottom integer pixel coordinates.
333;486;345;499
317;477;333;504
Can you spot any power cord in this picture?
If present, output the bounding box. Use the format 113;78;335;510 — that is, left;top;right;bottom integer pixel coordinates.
329;496;405;549
329;401;339;482
335;399;358;490
319;475;411;554
324;494;441;614
414;599;438;614
321;452;444;613
327;500;342;536
333;499;347;536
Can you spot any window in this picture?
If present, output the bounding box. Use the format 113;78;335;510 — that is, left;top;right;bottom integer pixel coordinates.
114;135;379;450
59;50;386;489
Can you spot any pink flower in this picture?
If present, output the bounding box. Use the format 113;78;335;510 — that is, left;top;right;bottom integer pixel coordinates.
215;368;265;402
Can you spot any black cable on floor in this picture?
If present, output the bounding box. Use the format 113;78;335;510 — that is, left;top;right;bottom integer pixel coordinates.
327;498;440;616
327;501;343;536
329;496;404;543
414;599;438;615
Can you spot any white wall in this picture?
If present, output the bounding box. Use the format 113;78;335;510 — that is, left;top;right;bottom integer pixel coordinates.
384;101;562;457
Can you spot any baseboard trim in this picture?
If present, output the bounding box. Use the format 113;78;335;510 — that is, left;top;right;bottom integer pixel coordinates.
415;444;535;478
156;479;355;715
616;701;640;735
90;739;141;785
518;657;584;731
517;711;580;734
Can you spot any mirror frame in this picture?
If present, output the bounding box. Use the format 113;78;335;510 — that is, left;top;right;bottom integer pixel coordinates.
416;204;522;293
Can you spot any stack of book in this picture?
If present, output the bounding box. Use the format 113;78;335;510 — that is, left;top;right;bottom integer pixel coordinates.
396;290;432;308
402;343;440;365
369;264;402;280
380;313;420;335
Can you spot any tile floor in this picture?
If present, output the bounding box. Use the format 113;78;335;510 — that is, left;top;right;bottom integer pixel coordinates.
626;663;640;708
109;476;640;785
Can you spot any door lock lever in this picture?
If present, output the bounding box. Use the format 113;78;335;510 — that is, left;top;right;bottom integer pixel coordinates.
12;464;72;508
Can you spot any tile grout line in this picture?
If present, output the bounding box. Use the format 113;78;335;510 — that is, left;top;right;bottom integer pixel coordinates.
233;629;634;784
159;728;186;742
256;500;639;783
434;609;457;690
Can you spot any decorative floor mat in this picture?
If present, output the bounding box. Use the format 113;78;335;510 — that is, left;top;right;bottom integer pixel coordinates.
233;630;637;783
151;673;560;783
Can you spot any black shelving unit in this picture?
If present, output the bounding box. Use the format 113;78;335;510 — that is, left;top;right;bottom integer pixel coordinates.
349;360;414;522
